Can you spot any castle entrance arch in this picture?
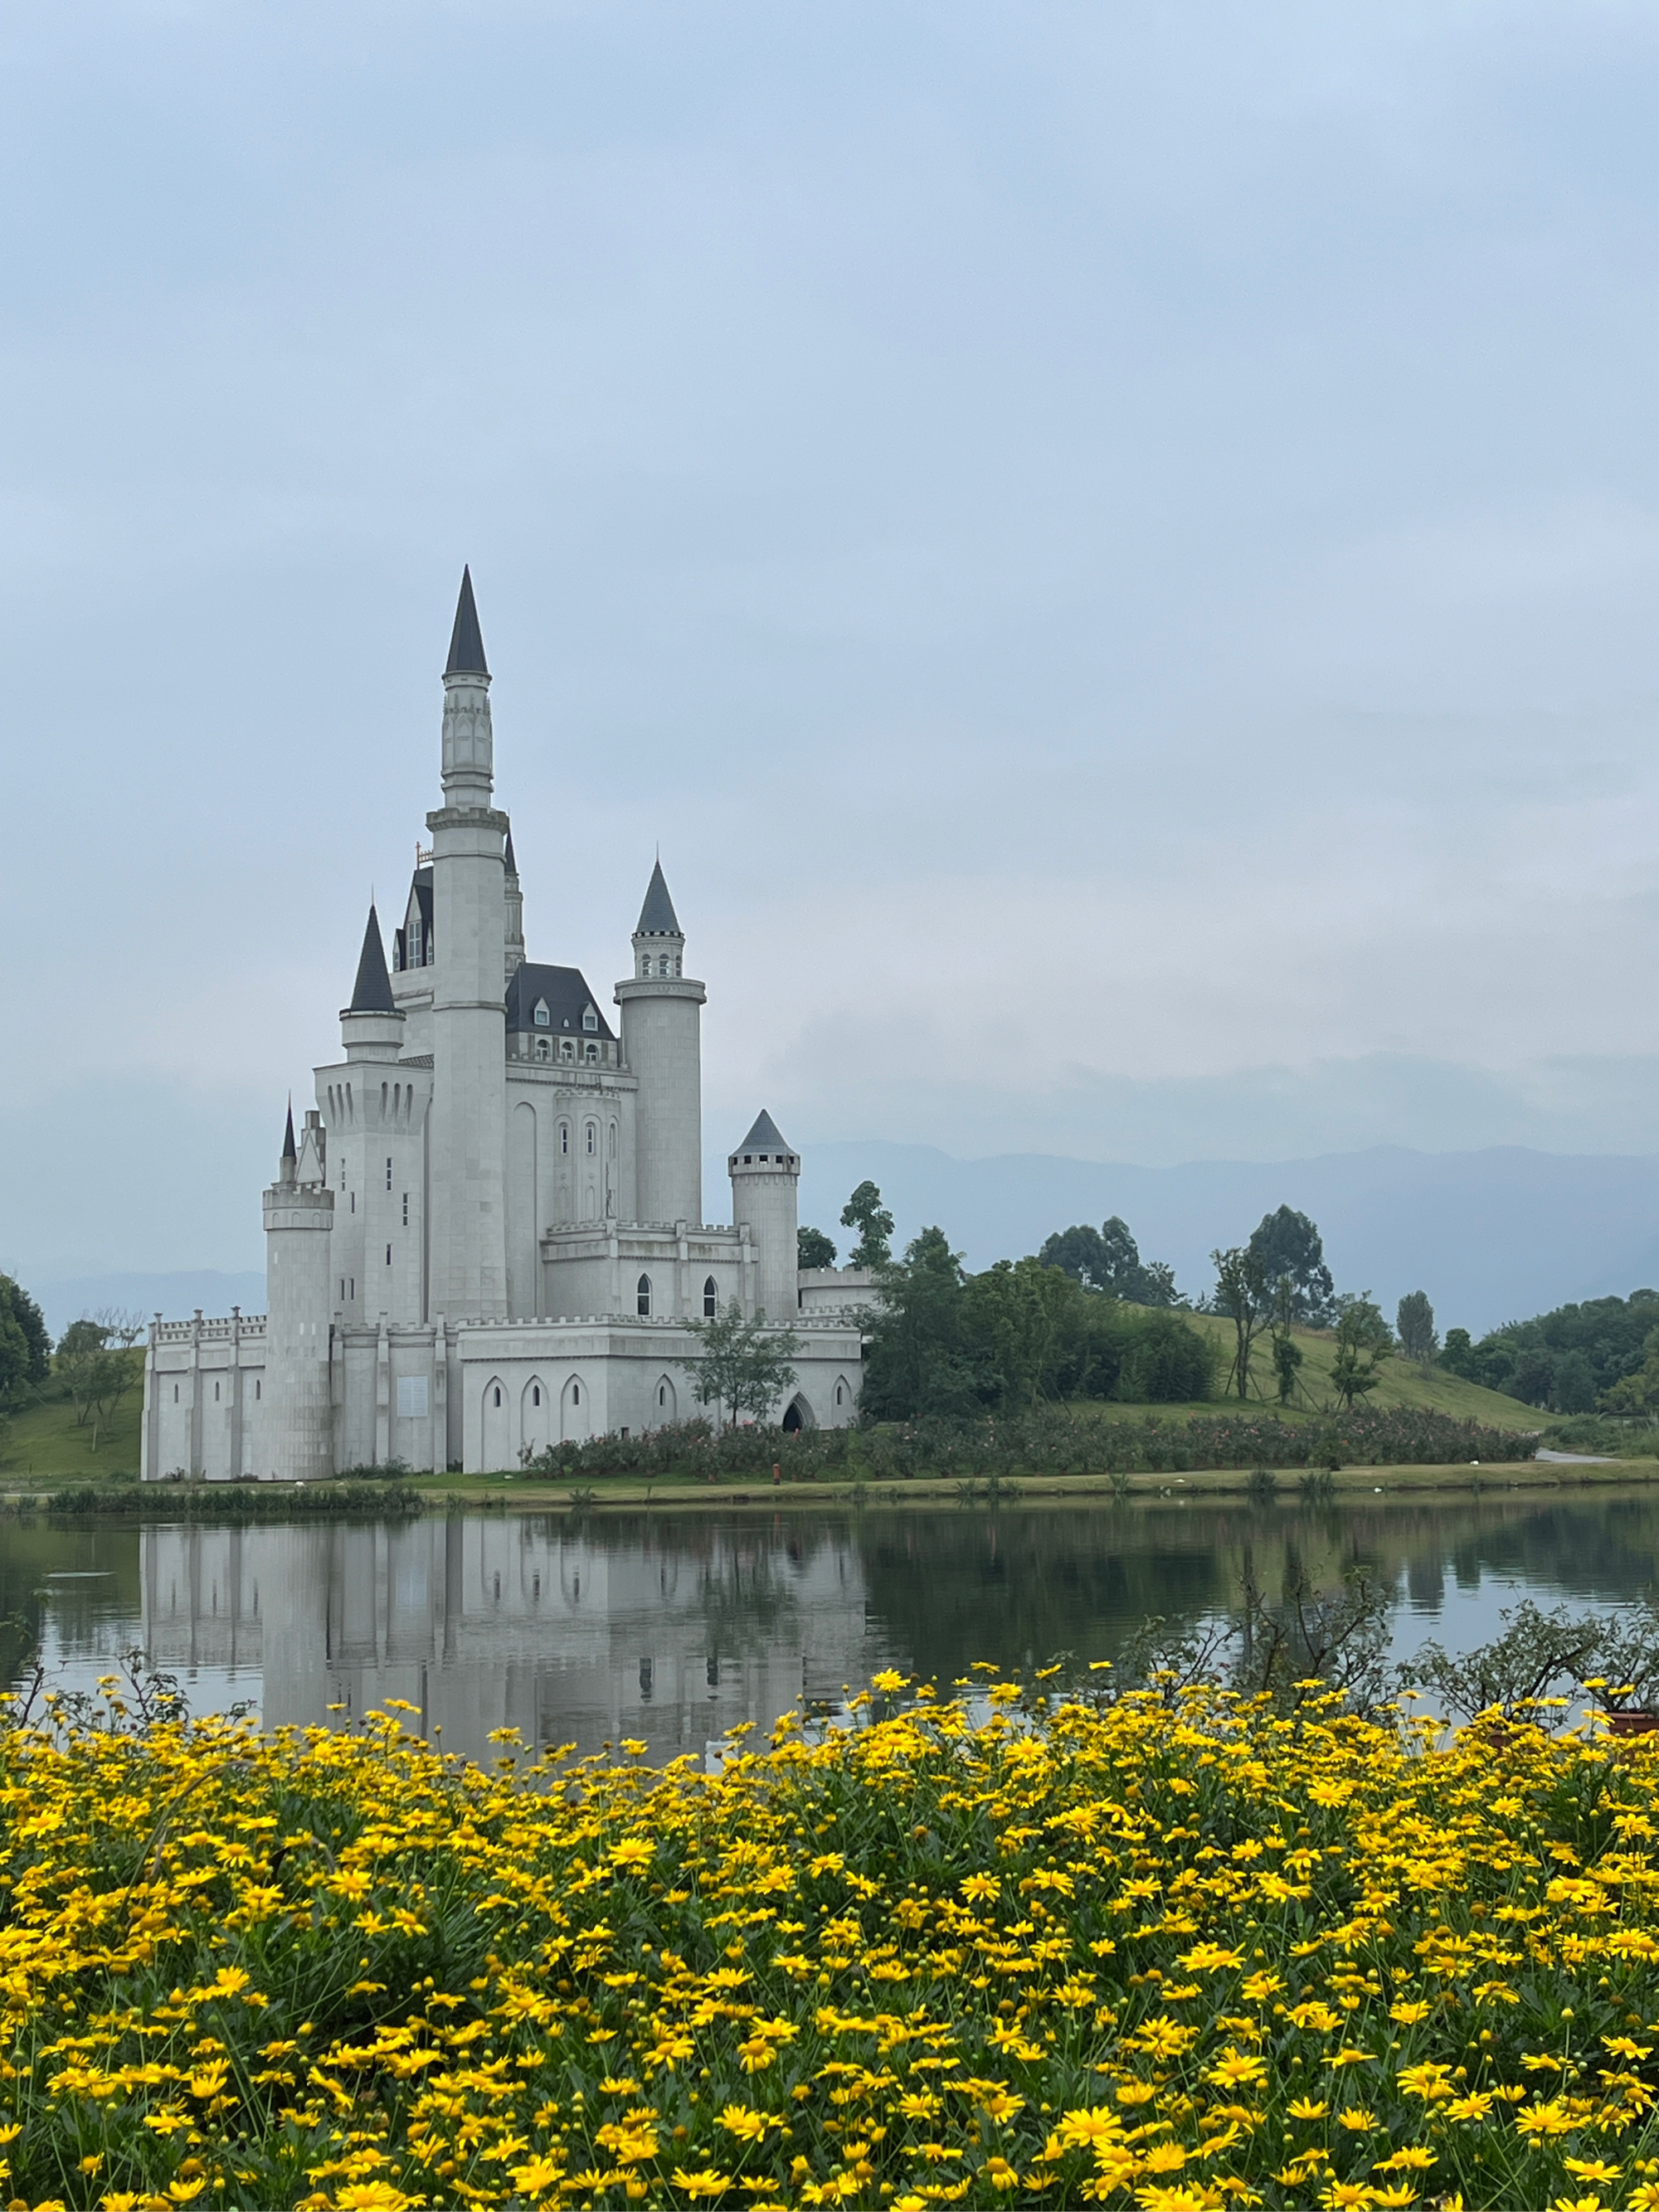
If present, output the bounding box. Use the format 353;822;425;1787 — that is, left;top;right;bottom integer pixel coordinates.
781;1394;815;1432
521;1378;549;1462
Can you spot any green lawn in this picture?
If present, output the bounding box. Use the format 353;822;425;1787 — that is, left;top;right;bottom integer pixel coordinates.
1082;1310;1551;1431
0;1353;145;1480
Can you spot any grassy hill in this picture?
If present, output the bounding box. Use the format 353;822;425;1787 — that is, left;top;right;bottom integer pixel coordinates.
0;1352;145;1480
1079;1310;1551;1431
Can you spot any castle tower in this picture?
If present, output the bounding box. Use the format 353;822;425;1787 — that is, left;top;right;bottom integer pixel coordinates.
320;903;427;1327
615;860;705;1227
262;1104;336;1480
426;568;509;1318
504;829;525;981
728;1109;800;1323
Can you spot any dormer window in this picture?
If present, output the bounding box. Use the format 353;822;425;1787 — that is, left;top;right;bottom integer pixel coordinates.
533;1000;550;1027
582;1006;597;1032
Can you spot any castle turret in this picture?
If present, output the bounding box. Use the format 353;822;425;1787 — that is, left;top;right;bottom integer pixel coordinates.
504;829;525;981
426;567;509;1318
262;1104;335;1480
615;860;705;1227
320;902;426;1328
728;1109;800;1323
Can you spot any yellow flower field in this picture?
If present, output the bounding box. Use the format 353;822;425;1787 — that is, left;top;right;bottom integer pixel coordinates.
2;1675;1659;2210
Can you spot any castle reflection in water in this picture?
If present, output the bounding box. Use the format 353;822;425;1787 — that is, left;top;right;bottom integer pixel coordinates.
139;1515;888;1769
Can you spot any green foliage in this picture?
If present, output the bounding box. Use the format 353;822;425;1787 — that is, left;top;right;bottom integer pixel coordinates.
839;1181;894;1269
46;1479;424;1518
0;1276;51;1414
1245;1204;1335;1325
1331;1292;1394;1409
1396;1289;1438;1366
55;1311;144;1437
675;1300;803;1427
1211;1245;1269;1400
1036;1216;1181;1305
1407;1601;1608;1722
1267;1276;1304;1407
537;1401;1534;1481
796;1225;838;1271
860;1232;1216;1419
1439;1287;1659;1413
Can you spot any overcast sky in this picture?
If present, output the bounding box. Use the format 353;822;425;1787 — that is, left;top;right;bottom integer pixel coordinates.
7;0;1659;1277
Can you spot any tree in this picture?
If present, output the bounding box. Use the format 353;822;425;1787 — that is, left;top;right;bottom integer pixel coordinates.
860;1227;985;1419
1330;1293;1392;1409
0;1275;51;1413
961;1257;1079;1410
1038;1224;1109;1290
1037;1216;1182;1305
1212;1247;1269;1401
56;1309;144;1441
1267;1276;1304;1407
1602;1327;1659;1413
675;1301;803;1428
1245;1207;1336;1325
797;1226;838;1271
1552;1349;1598;1414
839;1182;894;1269
1396;1290;1438;1369
1439;1326;1476;1378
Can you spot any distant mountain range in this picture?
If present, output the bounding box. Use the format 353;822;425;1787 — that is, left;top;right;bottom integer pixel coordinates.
30;1143;1659;1342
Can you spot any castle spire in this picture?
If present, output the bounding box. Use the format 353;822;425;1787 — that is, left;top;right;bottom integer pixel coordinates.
445;565;489;676
282;1100;296;1162
636;858;681;936
347;901;397;1014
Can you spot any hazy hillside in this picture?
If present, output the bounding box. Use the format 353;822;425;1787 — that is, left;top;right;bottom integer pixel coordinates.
790;1141;1659;1339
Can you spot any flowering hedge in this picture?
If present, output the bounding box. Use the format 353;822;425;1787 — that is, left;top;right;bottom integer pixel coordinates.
0;1681;1654;2210
528;1405;1535;1484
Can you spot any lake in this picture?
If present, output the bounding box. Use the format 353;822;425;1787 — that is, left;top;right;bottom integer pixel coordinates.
8;1488;1659;1768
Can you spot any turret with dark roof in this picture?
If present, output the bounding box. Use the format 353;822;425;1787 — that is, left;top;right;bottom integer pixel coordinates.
635;859;681;937
445;566;489;677
345;902;397;1015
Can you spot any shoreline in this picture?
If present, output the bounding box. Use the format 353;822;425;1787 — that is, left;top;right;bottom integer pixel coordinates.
6;1454;1657;1517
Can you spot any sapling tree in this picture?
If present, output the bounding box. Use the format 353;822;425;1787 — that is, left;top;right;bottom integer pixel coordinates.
676;1300;803;1428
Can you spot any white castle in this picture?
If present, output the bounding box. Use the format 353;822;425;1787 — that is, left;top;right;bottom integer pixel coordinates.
141;573;866;1480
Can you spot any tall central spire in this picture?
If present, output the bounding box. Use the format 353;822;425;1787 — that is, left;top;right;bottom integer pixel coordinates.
445;565;489;676
440;566;494;802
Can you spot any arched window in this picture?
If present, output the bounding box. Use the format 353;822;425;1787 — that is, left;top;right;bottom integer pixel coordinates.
703;1275;717;1319
560;1122;569;1155
560;1038;574;1062
637;1274;652;1317
659;1383;667;1406
572;1382;581;1406
585;1041;598;1064
533;1384;542;1407
640;951;650;976
836;1384;844;1406
608;1122;616;1156
659;954;670;977
493;1386;502;1408
586;1124;596;1155
535;1037;549;1062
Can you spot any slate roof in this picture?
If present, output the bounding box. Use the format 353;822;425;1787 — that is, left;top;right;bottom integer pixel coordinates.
504;962;615;1040
733;1109;792;1155
445;566;489;677
346;903;397;1014
636;859;681;936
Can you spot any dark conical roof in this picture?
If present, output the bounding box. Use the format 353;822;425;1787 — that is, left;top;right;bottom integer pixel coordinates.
348;902;397;1014
282;1101;297;1162
636;858;681;935
504;829;518;877
445;566;489;676
735;1108;791;1155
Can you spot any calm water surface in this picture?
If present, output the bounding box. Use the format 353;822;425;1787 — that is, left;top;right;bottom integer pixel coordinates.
7;1490;1659;1769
